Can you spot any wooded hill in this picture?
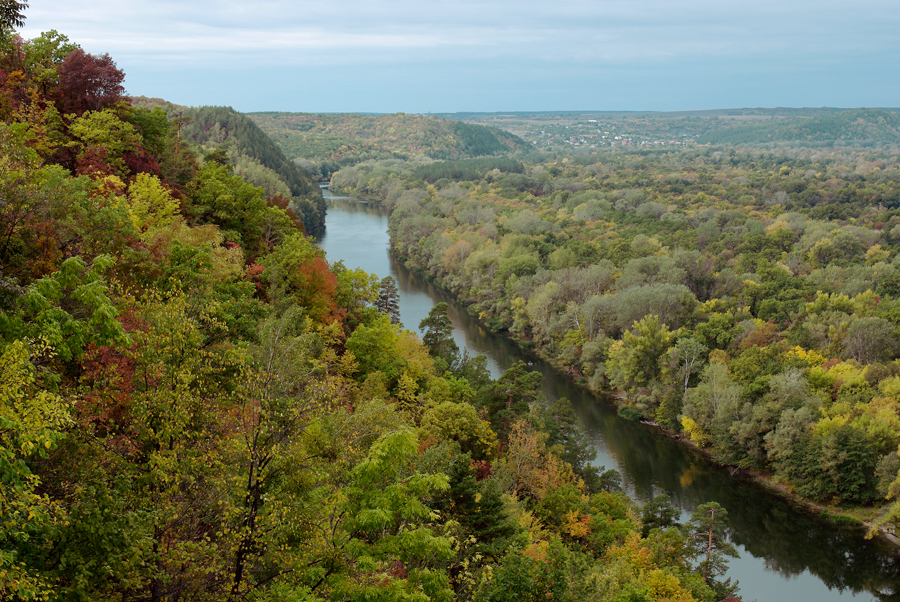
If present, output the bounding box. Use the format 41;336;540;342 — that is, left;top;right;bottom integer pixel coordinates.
249;111;526;179
130;100;327;234
696;109;900;146
429;108;900;152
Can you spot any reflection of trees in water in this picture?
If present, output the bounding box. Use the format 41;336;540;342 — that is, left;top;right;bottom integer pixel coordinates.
350;202;899;600
578;387;900;597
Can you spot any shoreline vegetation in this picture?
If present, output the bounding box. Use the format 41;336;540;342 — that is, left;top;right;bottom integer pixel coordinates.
379;245;900;547
323;132;900;554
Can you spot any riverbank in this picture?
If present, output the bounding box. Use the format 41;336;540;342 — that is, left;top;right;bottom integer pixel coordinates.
391;252;900;549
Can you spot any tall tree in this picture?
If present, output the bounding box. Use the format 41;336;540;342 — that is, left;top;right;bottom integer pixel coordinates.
419;302;458;366
376;275;401;325
53;49;125;116
682;502;739;598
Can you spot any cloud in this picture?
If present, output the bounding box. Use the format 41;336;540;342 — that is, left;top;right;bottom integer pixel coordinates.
23;0;898;65
17;0;900;110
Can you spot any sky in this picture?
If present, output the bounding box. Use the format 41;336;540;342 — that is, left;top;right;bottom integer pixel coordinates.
20;0;900;113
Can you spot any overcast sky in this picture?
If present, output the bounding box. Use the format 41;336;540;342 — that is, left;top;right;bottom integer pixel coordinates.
20;0;900;113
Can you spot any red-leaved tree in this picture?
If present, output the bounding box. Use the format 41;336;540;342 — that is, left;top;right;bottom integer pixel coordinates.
54;49;124;116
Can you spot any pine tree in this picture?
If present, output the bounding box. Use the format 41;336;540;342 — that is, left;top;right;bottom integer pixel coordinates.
419;302;458;363
436;455;514;560
683;502;739;599
375;276;401;325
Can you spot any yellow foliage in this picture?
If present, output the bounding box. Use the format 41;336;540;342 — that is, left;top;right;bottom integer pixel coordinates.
681;416;711;447
869;396;900;416
94;174;126;198
142;218;244;281
395;332;435;382
564;510;590;538
785;345;826;368
866;244;891;266
878;376;900;401
127;172;180;231
826;361;865;383
500;420;577;499
644;568;696;602
813;415;848;438
708;349;730;365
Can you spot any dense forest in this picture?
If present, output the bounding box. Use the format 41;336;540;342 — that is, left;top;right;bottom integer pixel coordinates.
695;109;900;146
249;112;526;180
0;10;753;602
130;100;327;235
330;142;900;536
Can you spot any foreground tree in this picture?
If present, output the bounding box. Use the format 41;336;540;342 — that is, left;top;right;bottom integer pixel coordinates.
0;0;27;33
419;302;459;367
683;502;739;599
376;275;401;324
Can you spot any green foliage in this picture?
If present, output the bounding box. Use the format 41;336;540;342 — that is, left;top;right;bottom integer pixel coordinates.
2;255;127;362
0;340;72;602
419;302;459;366
248;112;525;178
697;109;900;145
606;315;675;394
412;157;525;183
682;502;739;598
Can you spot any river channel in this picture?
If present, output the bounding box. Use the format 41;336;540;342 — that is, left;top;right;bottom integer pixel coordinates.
316;188;900;602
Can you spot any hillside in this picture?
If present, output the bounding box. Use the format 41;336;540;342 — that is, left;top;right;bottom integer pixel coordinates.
248;111;526;178
129;99;326;233
429;108;900;151
173;106;327;233
696;108;900;146
333;141;900;547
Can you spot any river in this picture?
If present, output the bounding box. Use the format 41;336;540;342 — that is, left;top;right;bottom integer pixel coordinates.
316;189;900;602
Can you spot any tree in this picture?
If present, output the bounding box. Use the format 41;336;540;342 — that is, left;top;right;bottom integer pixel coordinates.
0;0;27;33
433;455;514;569
542;397;599;487
345;313;403;383
670;337;707;397
68;109;142;177
376;275;401;324
53;49;125;116
225;306;331;598
682;502;739;598
0;340;71;602
606;315;676;393
683;362;741;448
846;317;897;364
641;494;680;538
419;302;458;365
477;362;542;443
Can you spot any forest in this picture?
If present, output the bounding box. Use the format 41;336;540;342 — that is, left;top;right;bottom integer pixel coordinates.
0;9;752;602
329;139;900;534
130;100;327;235
248;111;525;180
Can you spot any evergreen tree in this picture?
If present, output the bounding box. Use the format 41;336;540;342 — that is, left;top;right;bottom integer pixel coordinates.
375;275;401;325
437;455;514;559
641;494;680;537
683;502;739;599
419;302;459;365
476;361;542;442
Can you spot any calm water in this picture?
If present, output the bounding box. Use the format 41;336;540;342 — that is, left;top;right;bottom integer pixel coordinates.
317;189;900;602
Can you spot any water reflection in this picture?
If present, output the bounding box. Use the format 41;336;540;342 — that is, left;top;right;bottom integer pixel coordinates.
319;192;900;602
